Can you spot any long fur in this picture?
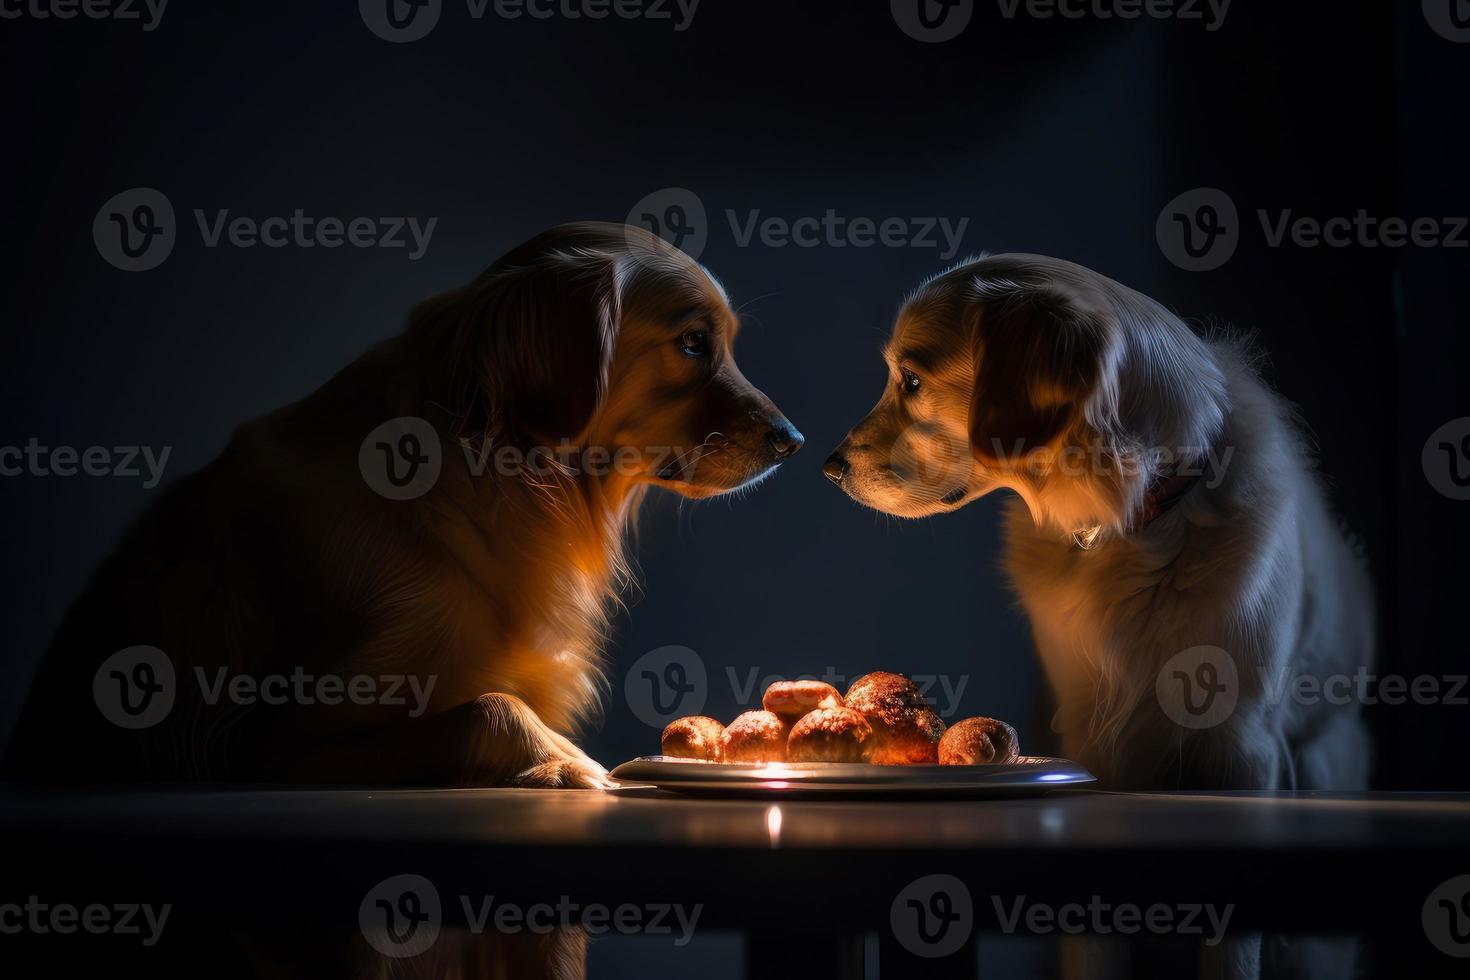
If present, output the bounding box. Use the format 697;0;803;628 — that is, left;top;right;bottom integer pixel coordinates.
4;222;803;978
4;222;798;788
830;253;1374;978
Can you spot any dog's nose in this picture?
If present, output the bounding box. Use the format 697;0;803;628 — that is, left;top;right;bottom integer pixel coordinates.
766;425;804;460
822;452;848;485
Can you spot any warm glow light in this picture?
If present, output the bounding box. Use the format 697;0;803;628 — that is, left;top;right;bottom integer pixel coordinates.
765;805;783;846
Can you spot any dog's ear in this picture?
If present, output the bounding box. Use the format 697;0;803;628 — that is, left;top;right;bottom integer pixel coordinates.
419;250;622;446
967;281;1113;465
480;252;622;444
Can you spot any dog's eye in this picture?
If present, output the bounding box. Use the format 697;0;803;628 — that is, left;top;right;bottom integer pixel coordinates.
901;368;921;394
680;329;709;357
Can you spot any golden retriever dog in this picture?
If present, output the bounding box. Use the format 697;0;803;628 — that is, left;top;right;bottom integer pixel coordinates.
5;221;801;791
6;221;800;978
824;253;1372;979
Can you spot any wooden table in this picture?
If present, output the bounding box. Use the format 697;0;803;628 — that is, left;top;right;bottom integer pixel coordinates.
3;786;1468;977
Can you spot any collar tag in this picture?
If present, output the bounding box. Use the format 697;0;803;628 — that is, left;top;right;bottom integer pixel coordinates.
1072;524;1104;550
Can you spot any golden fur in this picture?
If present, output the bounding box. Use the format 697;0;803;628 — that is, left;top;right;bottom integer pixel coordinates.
5;221;801;789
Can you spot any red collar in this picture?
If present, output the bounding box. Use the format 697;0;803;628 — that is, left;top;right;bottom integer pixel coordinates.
1071;459;1206;550
1138;465;1205;527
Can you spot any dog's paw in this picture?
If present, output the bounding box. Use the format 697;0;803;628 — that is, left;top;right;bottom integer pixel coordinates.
512;756;613;790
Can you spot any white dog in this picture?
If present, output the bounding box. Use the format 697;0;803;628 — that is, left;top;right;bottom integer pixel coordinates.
825;253;1373;977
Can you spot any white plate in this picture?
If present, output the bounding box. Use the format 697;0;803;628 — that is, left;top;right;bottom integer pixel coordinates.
609;756;1095;798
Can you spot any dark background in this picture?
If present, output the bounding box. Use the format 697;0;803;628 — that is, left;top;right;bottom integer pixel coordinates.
0;1;1466;975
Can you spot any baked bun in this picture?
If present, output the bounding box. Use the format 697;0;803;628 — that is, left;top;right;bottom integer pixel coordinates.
660;716;725;761
844;671;945;765
787;707;873;763
938;716;1020;765
762;680;844;721
719;710;789;763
